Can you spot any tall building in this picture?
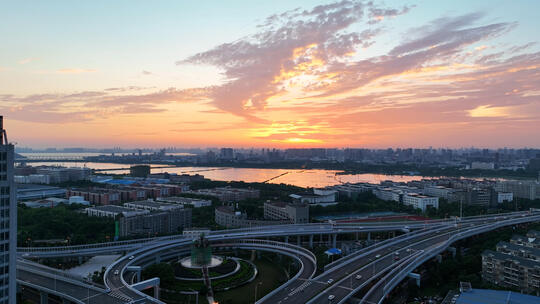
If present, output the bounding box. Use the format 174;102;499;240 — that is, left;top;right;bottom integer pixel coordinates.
0;116;15;304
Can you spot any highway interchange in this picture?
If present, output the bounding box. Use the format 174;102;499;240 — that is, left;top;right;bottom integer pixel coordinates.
16;211;540;304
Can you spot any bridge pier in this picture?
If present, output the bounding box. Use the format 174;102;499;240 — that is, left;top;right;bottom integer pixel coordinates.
436;254;443;263
154;286;160;299
132;278;161;300
78;256;83;265
284;236;288;243
297;236;301;246
332;234;337;248
367;232;371;241
155;255;161;264
309;235;313;248
448;246;457;258
40;291;48;304
127;266;142;282
355;232;359;241
408;272;421;287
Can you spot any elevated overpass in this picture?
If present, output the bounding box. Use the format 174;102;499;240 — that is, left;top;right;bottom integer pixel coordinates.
16;211;540;304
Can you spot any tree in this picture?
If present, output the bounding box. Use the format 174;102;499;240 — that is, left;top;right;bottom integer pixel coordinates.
142;263;175;288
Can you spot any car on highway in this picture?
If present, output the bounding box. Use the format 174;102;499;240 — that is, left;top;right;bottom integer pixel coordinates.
355;274;362;280
328;295;335;301
375;254;381;259
327;279;334;285
114;270;119;275
394;252;400;261
129;255;135;260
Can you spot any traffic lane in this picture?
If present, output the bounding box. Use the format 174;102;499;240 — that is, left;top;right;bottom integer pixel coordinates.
284;226;468;304
18;269;125;304
259;253;317;304
308;247;422;304
276;238;433;304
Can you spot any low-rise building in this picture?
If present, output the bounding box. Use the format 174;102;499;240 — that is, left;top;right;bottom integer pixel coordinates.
290;188;337;206
183;228;211;239
16;184;66;201
215;206;288;228
68;188;120;205
264;201;309;224
482;230;540;293
118;208;191;237
495;180;540;200
471;161;495;170
192;187;260;202
482;250;540;292
85;205;149;218
402;193;439;212
373;187;401;202
494;192;514;204
496;241;540;262
332;183;375;199
509;234;540;249
156;196;212;208
423;185;456;200
123;200;184;212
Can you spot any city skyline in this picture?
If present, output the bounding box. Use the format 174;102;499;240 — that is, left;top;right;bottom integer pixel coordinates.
1;0;540;148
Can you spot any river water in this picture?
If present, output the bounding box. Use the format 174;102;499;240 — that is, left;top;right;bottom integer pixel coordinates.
23;161;428;188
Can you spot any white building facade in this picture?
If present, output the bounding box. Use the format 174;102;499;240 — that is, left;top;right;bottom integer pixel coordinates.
403;193;439;212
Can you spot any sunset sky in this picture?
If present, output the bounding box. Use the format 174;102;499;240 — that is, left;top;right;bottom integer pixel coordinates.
1;0;539;148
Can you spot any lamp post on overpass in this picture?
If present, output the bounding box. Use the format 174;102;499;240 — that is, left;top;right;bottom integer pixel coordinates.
254;281;263;303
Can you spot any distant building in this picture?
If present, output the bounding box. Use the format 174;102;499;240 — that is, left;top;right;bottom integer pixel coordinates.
471;162;495;170
219;148;234;160
264;201;309;224
130;165;151;178
402;193;439;212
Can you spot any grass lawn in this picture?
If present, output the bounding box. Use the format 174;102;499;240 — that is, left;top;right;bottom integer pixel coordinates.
214;257;288;304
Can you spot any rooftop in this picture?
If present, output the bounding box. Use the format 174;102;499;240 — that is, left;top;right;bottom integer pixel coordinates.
482;250;540;269
497;241;540;258
87;205;140;213
456;288;540;304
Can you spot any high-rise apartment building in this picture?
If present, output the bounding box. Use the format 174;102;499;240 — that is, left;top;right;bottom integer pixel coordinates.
0;116;15;304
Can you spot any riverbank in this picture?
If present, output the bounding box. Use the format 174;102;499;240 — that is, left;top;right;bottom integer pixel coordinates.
20;157;537;180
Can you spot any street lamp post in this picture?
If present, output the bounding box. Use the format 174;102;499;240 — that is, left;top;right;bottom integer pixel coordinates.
254;281;262;303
